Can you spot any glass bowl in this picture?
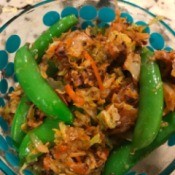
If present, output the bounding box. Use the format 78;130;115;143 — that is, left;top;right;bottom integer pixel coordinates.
0;0;175;175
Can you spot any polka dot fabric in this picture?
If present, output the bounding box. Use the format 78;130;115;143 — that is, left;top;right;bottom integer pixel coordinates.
0;79;8;94
98;7;116;22
79;5;97;20
0;1;175;175
164;46;173;52
120;12;133;23
0;32;25;173
135;21;150;34
149;32;165;50
5;35;21;53
0;135;8;151
81;21;94;29
43;11;60;26
0;50;8;70
61;6;78;18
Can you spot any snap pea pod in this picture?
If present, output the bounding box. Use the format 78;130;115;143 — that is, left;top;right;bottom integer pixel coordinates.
103;112;175;175
11;96;31;145
19;118;60;162
14;45;73;124
11;15;77;142
30;15;78;62
132;47;163;151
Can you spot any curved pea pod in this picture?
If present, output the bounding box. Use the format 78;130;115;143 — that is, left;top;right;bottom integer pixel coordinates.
14;45;73;124
11;96;31;145
30;15;78;62
103;112;175;175
132;47;164;151
11;15;77;145
19;118;60;162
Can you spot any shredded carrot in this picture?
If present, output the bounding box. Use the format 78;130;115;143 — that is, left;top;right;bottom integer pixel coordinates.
83;51;104;91
65;84;85;106
65;38;73;48
58;145;68;153
66;161;87;175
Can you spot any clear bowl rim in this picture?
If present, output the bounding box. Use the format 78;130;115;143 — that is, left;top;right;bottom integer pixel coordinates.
0;0;175;37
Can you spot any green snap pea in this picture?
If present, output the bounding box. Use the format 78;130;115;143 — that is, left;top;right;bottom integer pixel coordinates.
19;118;60;162
103;112;175;175
11;15;77;142
132;47;164;151
13;15;78;161
14;45;73;124
30;15;78;62
11;96;31;145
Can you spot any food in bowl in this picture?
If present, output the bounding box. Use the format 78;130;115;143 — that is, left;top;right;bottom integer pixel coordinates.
1;10;175;175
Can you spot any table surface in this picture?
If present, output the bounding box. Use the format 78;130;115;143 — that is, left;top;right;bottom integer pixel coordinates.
0;0;175;30
0;0;175;175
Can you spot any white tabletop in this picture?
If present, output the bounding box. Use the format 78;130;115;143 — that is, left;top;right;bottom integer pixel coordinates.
0;0;175;31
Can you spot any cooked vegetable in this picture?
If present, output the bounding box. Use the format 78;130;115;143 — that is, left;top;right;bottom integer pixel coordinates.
42;122;108;175
132;47;164;151
11;96;31;145
65;84;85;106
14;45;73;124
1;10;175;175
103;112;175;175
83;51;104;91
30;15;78;62
124;52;141;81
11;15;77;145
19;118;60;162
163;82;175;114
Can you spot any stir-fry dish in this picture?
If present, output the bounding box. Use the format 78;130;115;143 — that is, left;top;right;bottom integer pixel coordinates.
1;11;175;175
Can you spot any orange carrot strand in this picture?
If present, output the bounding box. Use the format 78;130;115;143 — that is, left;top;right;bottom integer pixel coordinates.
65;84;84;106
83;51;104;91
